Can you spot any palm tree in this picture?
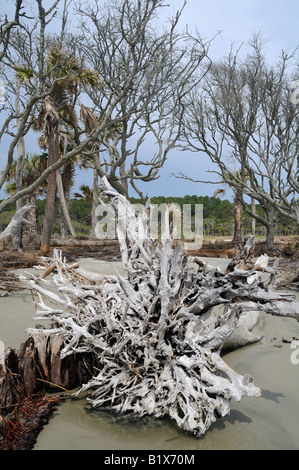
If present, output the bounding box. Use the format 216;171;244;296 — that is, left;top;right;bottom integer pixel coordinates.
74;184;94;204
16;45;101;254
58;157;77;237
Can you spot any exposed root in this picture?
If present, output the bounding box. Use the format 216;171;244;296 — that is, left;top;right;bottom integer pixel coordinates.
12;177;299;438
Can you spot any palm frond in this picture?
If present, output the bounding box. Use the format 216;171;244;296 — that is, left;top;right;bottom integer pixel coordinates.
46;44;69;71
214;188;226;197
62;160;76;192
44;96;60;124
61;104;78;127
77;69;102;89
38;134;49;150
78;184;93;202
5;153;48;195
13;65;34;81
80;104;98;133
5;181;16;195
37;107;47;130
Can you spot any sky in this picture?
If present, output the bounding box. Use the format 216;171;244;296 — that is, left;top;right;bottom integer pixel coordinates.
0;0;298;200
138;0;299;198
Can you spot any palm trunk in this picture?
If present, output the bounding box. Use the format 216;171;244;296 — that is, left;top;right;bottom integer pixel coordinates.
56;168;76;237
27;194;38;235
91;165;99;239
40;131;59;255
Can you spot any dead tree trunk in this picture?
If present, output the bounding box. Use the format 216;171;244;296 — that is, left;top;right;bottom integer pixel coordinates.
0;205;33;251
8;177;299;438
233;201;243;244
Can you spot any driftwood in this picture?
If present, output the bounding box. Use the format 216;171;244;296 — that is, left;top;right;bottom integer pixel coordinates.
7;177;299;438
0;270;24;291
50;238;119;247
0;204;33;251
276;269;299;288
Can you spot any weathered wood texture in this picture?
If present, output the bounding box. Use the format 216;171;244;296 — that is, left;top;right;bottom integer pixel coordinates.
16;177;299;437
0;204;33;251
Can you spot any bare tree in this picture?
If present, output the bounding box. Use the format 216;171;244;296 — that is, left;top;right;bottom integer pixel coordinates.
0;0;50;248
0;0;208;251
0;0;62;193
0;0;24;63
0;0;211;253
75;0;211;199
0;1;128;251
177;36;299;250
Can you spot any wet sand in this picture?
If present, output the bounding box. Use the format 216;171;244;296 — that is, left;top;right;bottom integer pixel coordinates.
1;258;299;450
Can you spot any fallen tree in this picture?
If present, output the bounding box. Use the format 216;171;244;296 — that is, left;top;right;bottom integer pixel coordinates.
0;204;33;251
2;177;299;440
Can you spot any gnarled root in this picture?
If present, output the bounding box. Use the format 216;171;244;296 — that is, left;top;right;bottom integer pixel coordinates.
18;177;299;437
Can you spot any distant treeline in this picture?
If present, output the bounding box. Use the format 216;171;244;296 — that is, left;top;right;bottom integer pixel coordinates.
130;196;299;238
0;195;298;238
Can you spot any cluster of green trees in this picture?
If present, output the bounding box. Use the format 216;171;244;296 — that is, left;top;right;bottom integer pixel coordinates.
1;193;298;240
131;195;299;239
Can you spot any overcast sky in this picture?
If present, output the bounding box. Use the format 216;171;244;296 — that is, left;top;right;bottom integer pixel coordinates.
0;0;298;199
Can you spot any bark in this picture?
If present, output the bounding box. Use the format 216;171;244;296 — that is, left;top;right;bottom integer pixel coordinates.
232;201;242;244
265;221;276;252
27;194;38;235
17;177;299;438
276;271;299;288
0;205;33;251
56;169;76;238
40;130;59;255
13;80;26;250
251;197;256;236
0;339;91;450
91;166;99;239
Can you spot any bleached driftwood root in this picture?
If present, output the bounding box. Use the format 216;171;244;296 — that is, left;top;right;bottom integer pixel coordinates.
20;178;299;437
0;204;33;250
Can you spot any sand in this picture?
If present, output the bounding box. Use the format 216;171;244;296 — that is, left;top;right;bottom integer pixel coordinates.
1;257;299;450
